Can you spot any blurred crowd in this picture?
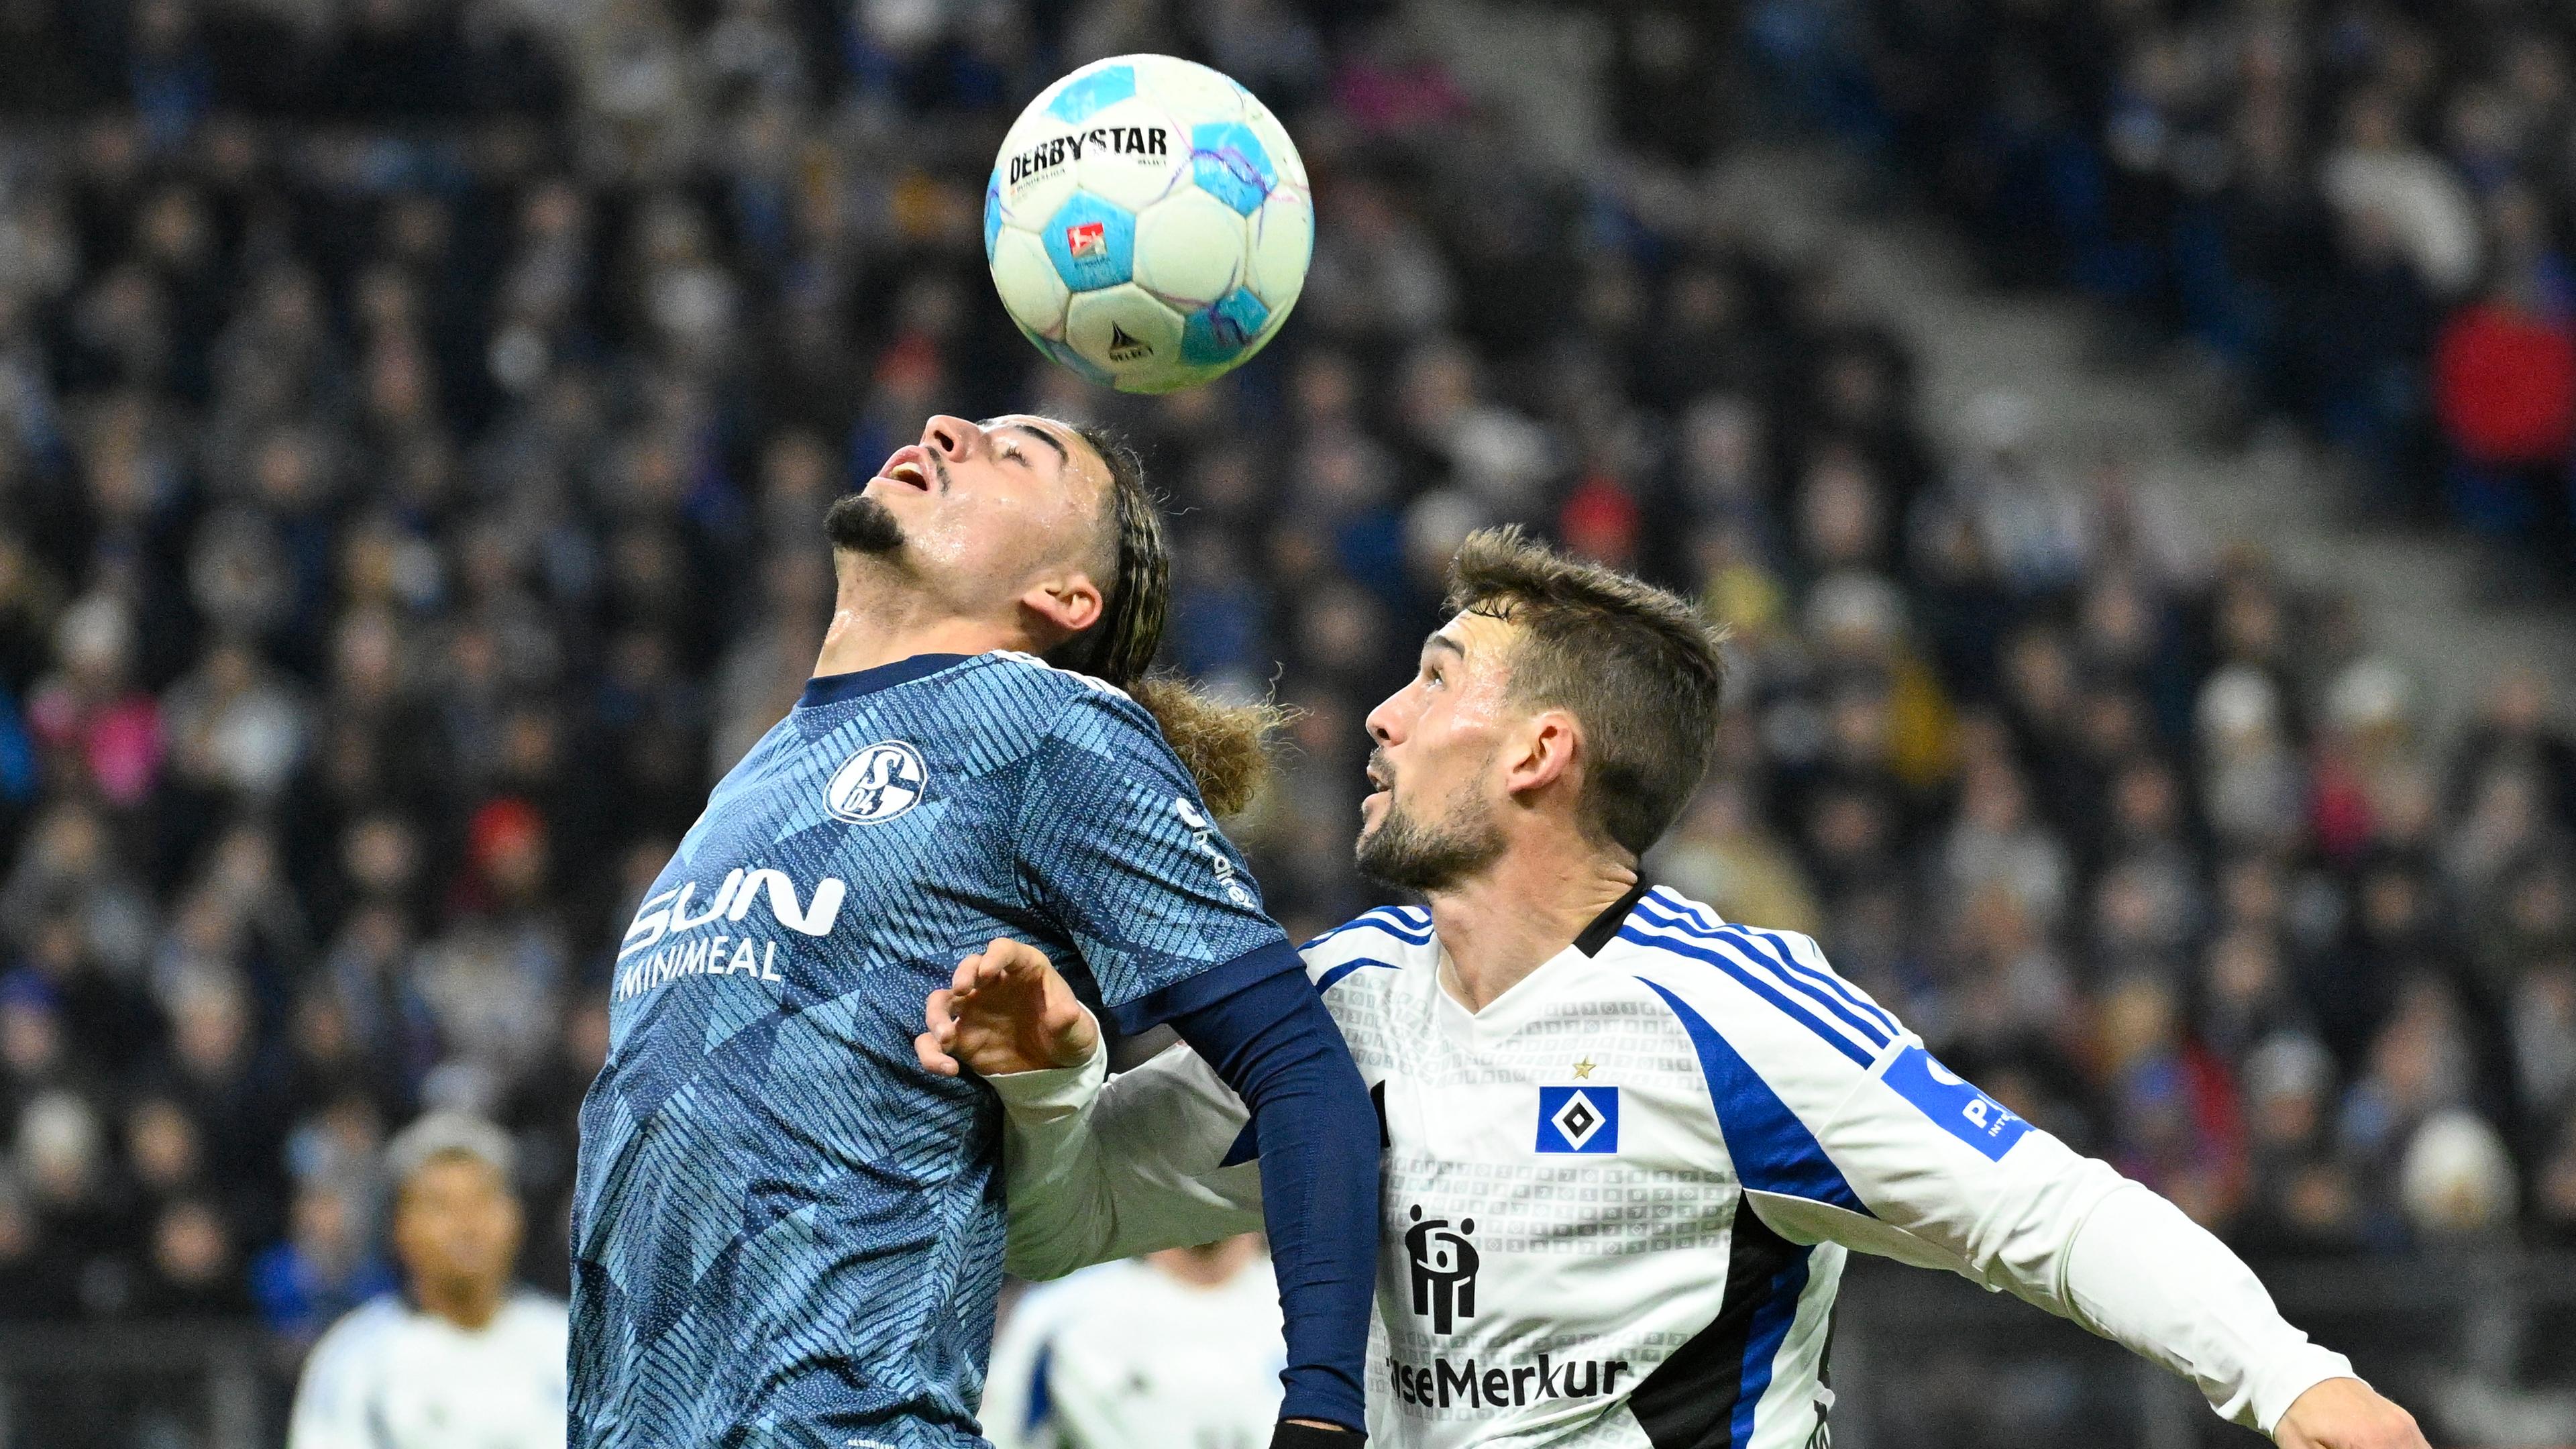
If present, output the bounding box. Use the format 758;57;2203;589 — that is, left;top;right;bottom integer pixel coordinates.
0;0;2571;1374
1766;0;2576;590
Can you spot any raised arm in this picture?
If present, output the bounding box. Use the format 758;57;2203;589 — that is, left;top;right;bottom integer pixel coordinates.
1643;926;2422;1448
1004;687;1380;1440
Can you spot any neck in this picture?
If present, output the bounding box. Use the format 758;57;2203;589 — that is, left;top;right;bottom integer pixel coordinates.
1429;840;1638;1012
810;563;1026;678
418;1274;507;1332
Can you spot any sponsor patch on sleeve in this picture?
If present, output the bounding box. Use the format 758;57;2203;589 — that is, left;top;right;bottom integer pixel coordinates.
1881;1045;2031;1161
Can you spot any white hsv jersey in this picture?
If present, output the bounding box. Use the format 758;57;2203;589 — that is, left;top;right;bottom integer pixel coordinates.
983;1256;1286;1449
998;887;2356;1449
288;1291;569;1449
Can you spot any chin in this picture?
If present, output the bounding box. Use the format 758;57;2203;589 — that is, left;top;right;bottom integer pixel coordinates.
824;492;907;555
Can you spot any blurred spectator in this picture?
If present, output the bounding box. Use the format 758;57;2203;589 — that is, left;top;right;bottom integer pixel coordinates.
0;0;2558;1400
285;1112;565;1448
982;1236;1285;1449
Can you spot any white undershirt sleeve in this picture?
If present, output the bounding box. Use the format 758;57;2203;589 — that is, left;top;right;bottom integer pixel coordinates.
990;1014;1265;1280
2059;1182;2357;1434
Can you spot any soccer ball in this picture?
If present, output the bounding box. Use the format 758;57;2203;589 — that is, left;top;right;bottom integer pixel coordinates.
985;54;1313;394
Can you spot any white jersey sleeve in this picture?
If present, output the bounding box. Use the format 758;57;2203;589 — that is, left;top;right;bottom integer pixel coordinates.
1636;918;2355;1434
991;1023;1261;1281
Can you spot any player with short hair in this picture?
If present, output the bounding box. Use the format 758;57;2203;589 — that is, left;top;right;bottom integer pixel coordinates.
571;415;1377;1449
922;528;2427;1449
288;1113;567;1449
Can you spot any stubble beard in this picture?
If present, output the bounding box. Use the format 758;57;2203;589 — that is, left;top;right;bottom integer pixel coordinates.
1354;779;1507;895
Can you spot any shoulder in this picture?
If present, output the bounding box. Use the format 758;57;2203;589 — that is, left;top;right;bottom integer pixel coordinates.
970;652;1169;754
300;1294;408;1383
502;1291;570;1340
1298;906;1435;994
1299;904;1434;958
1612;887;1906;1069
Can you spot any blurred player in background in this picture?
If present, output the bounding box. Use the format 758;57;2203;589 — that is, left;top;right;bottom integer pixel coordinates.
287;1114;567;1449
571;415;1377;1449
927;528;2428;1449
982;1234;1285;1449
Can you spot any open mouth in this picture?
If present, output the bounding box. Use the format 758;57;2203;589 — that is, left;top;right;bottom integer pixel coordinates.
876;447;934;492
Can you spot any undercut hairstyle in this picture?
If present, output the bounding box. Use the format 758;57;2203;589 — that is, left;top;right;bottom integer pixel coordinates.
1048;425;1283;816
1445;526;1729;858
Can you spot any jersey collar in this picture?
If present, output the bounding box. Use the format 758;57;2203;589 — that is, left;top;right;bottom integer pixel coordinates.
798;653;973;708
1573;879;1654;957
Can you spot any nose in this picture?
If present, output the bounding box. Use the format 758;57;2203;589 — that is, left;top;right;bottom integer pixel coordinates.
1366;690;1403;747
922;415;980;462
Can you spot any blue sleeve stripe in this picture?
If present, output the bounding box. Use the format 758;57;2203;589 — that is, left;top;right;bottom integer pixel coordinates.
1750;926;1899;1038
1300;907;1434;950
1642;893;1898;1039
1312;957;1400;994
1639;978;1870;1215
1627;912;1890;1054
1107;938;1305;1034
1621;927;1876;1067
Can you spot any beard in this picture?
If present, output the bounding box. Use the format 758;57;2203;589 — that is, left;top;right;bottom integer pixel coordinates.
824;492;906;555
1354;775;1507;894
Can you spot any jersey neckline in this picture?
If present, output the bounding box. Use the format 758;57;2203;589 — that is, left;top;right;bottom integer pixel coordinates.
798;652;974;708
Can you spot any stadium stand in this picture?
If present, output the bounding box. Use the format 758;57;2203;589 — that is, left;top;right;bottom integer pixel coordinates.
0;0;2570;1444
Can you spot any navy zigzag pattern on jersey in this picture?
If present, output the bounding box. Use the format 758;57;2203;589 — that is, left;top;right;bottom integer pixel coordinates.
570;652;1286;1449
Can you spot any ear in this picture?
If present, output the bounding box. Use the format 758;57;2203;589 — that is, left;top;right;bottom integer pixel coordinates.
1499;708;1581;804
1017;568;1105;641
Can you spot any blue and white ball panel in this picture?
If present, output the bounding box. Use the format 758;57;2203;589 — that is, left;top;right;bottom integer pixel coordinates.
1189;121;1276;216
1242;101;1307;190
1041;191;1138;292
1180;287;1271;366
1044;61;1137;124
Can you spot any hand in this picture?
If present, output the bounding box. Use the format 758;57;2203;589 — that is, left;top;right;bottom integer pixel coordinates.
2275;1377;2426;1449
915;938;1098;1077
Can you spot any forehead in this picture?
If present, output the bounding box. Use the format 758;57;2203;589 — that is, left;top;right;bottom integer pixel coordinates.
983;414;1108;496
1430;607;1523;672
402;1152;507;1197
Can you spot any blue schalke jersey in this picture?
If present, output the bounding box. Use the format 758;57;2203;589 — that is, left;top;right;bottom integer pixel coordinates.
569;651;1289;1448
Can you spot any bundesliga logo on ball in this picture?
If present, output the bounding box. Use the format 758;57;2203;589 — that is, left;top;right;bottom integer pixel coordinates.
985;54;1314;394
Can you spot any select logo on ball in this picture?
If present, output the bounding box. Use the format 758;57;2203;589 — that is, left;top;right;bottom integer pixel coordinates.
1108;324;1150;362
827;741;928;824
